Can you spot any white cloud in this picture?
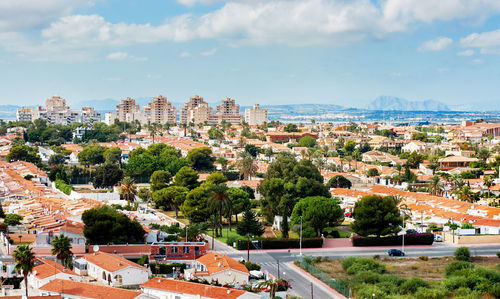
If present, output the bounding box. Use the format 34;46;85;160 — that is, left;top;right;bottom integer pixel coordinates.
460;29;500;54
106;52;147;61
3;0;500;61
471;58;484;64
457;49;474;56
179;51;191;58
418;37;453;52
200;48;217;56
0;0;93;30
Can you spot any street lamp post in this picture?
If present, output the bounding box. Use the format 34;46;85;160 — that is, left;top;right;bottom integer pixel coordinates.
402;211;405;254
299;215;303;256
185;217;188;242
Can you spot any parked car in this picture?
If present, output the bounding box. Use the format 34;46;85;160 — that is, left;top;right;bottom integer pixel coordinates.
388;249;405;256
406;229;418;234
434;235;442;242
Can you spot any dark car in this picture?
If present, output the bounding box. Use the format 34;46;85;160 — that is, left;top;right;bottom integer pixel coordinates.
388;249;405;256
406;229;418;234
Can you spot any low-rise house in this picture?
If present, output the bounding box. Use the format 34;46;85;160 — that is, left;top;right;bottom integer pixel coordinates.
402;141;427;154
141;277;260;299
184;252;249;285
28;258;80;290
438;156;479;170
40;279;140;299
80;251;149;287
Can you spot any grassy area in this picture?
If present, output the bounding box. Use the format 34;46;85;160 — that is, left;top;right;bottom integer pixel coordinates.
212;227;245;245
308;256;500;298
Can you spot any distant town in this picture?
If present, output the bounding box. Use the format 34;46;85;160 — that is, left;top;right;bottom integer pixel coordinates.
0;94;499;298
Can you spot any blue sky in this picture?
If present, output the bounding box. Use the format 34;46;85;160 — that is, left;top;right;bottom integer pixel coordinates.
1;0;500;108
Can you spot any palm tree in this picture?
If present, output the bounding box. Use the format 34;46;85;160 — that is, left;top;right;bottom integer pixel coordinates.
483;175;494;198
427;175;442;196
209;184;228;237
236;152;258;180
207;214;220;250
119;176;137;204
13;245;35;298
457;185;475;203
51;235;73;268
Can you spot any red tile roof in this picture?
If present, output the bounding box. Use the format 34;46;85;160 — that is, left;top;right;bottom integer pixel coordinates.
40;279;140;299
33;258;78;279
83;251;146;272
196;252;249;275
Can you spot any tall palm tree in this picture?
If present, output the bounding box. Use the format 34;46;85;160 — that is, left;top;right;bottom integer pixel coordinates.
209;184;228;237
236;152;258;180
483;175;494;198
427;175;442;196
119;176;137;204
13;245;35;298
207;214;220;250
457;185;475;203
51;235;73;268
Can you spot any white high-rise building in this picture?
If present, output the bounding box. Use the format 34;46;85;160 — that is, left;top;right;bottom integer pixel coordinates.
81;107;102;124
245;104;268;125
144;95;177;124
115;97;141;122
180;95;212;125
29;96;79;125
209;98;243;125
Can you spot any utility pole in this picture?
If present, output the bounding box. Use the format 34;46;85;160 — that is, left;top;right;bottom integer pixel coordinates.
310;282;313;299
185;217;188;242
277;260;280;279
299;215;303;256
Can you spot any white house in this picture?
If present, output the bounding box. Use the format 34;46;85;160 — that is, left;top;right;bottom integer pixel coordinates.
80;251;149;287
140;277;260;299
28;258;80;290
184;252;249;285
402;141;427;154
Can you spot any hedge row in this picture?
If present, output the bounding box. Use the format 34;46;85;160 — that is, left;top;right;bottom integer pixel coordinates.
55;179;73;195
236;238;323;250
352;233;434;246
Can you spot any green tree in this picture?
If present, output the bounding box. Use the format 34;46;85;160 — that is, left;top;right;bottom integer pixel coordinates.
173;166;199;190
119;176;137;204
209;184;229;237
343;140;356;155
367;168;380;177
483;175;494;198
244;144;260;157
291;196;344;237
13;245;36;298
327;175;352;189
0;201;5;218
284;123;299;133
216;157;229;171
208;127;224;142
150;170;172;191
103;147;122;164
236;152;258;180
51;235;73;269
138;187;152;203
227;187;251;223
4;213;23;225
186;147;215;171
93;163;123;189
205;171;227;185
77;144;106;166
152;186;188;217
406;152;425;169
351;195;402;237
48;153;66;166
298;135;316;148
237;208;265;262
181;183;212;223
258;153;330;238
6;145;41;165
82;206;145;244
427;175;443;196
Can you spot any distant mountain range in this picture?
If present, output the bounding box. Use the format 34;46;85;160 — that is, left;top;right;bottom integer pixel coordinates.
367;96;450;111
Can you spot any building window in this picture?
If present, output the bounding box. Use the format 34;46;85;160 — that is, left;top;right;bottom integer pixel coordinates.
183;246;190;253
172;246;178;253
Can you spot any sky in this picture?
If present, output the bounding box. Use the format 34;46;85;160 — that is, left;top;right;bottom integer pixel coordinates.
1;0;500;108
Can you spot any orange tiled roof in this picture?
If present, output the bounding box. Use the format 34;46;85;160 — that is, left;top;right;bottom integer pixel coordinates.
196;252;249;275
141;277;247;299
39;279;140;299
33;258;78;279
83;251;146;272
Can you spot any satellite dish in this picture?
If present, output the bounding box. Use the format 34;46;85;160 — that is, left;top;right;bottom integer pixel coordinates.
93;245;99;252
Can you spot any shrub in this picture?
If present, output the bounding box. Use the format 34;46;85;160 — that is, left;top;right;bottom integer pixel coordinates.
445;261;474;276
352;233;434;246
496;251;500;259
374;282;400;295
400;277;429;294
454;247;471;262
354;271;381;284
341;257;357;271
379;275;406;286
373;254;380;259
226;236;238;246
354;284;386;299
345;258;386;275
55;179;73;195
413;287;448;299
419;255;429;261
149;263;187;274
240;260;261;271
453;287;482;299
442;275;469;290
137;255;149;266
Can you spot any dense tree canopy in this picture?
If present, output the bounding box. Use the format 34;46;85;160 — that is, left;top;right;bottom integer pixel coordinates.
258;153;330;237
244;144;259;157
174;166;200;190
181;183;212;223
150;170;172;191
152;186;188;217
78;144;106;166
327;175;352;189
298;135;316;148
82;206;145;244
351;195;402;237
284;123;299;133
103;147;122;164
93;163;123;189
291;196;344;237
125;144;187;179
7;145;41;165
186;147;215;171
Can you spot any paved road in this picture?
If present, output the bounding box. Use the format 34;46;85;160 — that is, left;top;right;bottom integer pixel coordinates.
227;243;500;299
